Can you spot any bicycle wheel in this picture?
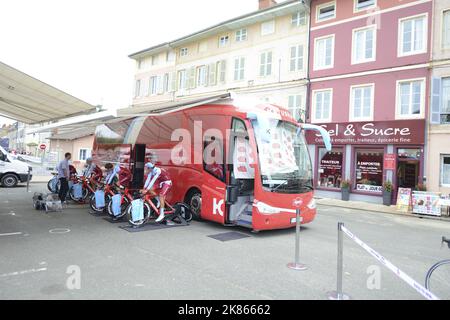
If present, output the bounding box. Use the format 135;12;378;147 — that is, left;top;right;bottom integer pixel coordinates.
89;193;110;213
425;259;450;299
126;202;152;226
69;185;89;202
107;197;130;219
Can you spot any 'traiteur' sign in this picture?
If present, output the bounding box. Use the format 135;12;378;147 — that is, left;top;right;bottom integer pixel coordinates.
305;120;425;145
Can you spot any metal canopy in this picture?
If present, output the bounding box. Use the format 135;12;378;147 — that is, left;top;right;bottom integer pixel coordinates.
0;61;96;124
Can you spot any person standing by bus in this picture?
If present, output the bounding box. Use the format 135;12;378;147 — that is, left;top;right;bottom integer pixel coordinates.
141;161;172;223
56;152;71;203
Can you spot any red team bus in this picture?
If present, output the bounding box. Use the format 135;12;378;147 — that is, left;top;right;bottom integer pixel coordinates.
92;98;330;231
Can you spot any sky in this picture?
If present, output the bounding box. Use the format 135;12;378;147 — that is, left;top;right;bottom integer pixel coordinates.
0;0;284;126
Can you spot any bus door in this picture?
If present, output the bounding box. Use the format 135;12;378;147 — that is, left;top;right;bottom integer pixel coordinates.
200;135;227;224
226;118;255;228
131;144;146;189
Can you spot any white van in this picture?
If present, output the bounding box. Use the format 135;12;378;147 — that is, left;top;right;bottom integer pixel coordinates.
0;146;32;187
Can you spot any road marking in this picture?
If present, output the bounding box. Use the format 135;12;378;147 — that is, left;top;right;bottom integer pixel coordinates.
0;232;22;237
0;267;47;278
49;228;70;234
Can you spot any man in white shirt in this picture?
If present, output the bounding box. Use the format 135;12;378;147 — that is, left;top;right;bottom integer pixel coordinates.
56;152;71;203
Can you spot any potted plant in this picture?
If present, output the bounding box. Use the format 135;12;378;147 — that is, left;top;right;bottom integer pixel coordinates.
415;183;427;191
382;181;393;206
340;180;351;201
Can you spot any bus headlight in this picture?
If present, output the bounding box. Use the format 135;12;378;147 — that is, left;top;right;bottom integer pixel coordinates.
307;198;316;210
255;201;280;214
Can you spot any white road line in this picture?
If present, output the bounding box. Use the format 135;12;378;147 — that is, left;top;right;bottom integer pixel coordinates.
0;232;22;237
0;267;47;278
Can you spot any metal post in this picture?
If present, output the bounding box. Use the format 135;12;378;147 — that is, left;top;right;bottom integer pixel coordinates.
327;222;351;300
287;209;308;271
26;167;31;193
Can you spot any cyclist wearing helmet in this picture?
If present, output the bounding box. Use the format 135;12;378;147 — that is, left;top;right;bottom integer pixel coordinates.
83;158;103;182
141;161;172;223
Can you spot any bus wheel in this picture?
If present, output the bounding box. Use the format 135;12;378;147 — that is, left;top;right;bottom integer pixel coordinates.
187;191;202;220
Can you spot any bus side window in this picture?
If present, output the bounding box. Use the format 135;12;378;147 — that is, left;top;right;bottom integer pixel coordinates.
0;151;6;162
203;136;225;182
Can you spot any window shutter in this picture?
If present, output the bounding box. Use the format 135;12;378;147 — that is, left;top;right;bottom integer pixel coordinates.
157;75;164;94
141;78;149;96
208;63;217;86
240;57;245;80
168;72;176;92
219;60;227;83
188;67;196;89
205;65;210;86
431;77;442;124
290;47;297;72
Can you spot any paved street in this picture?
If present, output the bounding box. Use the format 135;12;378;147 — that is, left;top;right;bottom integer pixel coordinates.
1;184;449;300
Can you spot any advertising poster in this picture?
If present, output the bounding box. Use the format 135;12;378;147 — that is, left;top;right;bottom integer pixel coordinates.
412;191;441;216
396;188;412;212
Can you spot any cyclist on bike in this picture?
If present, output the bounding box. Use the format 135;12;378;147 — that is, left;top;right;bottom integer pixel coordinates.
141;161;172;223
83;158;103;182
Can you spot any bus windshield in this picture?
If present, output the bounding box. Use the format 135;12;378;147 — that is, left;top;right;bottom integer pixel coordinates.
253;119;313;194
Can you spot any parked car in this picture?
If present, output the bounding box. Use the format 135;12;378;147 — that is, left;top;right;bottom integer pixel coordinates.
0;145;32;187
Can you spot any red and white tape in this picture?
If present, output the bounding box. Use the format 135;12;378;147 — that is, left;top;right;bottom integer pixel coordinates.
340;225;440;300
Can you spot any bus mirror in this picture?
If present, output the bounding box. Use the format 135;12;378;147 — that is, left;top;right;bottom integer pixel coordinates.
301;124;332;151
226;185;239;205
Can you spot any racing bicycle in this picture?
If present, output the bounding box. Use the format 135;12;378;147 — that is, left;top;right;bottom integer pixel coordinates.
425;236;450;294
125;191;192;227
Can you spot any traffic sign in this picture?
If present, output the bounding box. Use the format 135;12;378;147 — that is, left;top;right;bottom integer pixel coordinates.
39;144;46;150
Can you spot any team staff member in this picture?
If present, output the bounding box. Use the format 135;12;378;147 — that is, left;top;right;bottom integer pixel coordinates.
56;152;71;203
141;161;172;223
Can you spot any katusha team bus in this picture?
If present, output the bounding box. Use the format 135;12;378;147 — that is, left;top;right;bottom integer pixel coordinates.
92;96;331;231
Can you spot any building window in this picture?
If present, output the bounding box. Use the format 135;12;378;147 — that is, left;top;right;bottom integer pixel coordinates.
350;84;374;121
219;35;229;47
79;148;90;161
352;26;376;64
290;45;304;72
235;29;247;42
312;89;332;122
234;57;245;81
134;80;141;98
354;0;376;12
149;76;158;95
355;150;384;193
441;78;450;124
197;66;208;87
292;11;306;27
441;155;450;187
288;95;303;121
396;79;425;118
317;1;336;22
317;148;344;189
443;10;450;49
166;51;176;62
261;20;275;36
151;55;158;66
399;14;427;56
314;35;334;70
180;48;188;57
178;70;187;90
259;51;273;77
198;41;208;53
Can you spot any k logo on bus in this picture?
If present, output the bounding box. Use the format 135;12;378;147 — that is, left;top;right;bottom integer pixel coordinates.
213;198;224;216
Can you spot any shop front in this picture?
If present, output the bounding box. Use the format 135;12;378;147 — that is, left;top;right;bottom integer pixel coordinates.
306;120;425;204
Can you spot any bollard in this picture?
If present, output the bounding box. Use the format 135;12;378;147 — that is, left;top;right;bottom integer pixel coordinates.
26;167;31;193
327;222;351;300
287;209;308;271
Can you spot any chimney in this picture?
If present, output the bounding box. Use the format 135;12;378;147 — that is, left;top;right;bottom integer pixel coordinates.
259;0;277;10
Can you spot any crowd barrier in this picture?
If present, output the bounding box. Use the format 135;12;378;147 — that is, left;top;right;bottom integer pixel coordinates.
327;222;440;300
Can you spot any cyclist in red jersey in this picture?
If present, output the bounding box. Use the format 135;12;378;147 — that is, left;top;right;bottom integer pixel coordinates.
141;161;172;223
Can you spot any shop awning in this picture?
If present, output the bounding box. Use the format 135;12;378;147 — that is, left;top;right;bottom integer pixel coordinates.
0;61;96;124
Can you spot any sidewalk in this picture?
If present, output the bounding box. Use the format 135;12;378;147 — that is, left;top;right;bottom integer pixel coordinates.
316;197;450;222
30;175;52;183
